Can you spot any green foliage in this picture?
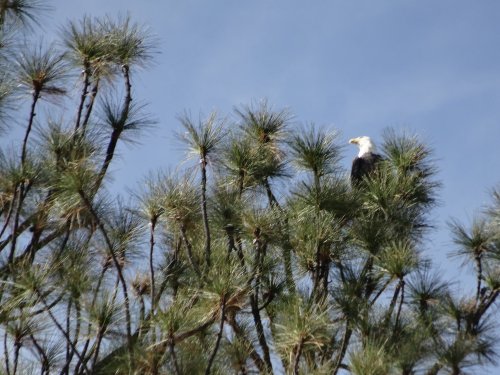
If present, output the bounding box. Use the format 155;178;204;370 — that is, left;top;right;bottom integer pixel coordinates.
274;295;333;371
236;100;290;147
16;43;68;96
289;125;341;179
349;341;393;375
0;72;14;130
1;6;499;375
179;111;225;162
0;0;48;30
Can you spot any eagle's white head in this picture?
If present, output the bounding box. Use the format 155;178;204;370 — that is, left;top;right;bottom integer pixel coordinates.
349;136;375;157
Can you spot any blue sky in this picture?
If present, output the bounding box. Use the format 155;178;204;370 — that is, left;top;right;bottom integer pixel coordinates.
46;1;500;275
39;1;500;369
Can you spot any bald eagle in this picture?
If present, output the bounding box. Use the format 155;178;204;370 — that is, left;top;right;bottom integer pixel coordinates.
349;136;382;185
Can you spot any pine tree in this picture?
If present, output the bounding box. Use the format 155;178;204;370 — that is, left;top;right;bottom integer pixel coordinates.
1;4;499;375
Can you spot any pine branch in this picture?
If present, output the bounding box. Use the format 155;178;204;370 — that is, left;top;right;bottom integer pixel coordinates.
74;65;90;131
21;90;41;166
205;297;226;375
149;219;156;312
34;286;89;374
249;237;273;373
81;80;99;135
78;190;133;362
3;331;10;375
95;66;132;190
395;279;405;327
29;334;49;374
180;224;201;277
293;338;305;375
226;314;266;373
168;334;181;375
201;158;211;267
475;254;482;304
332;324;352;375
12;341;20;375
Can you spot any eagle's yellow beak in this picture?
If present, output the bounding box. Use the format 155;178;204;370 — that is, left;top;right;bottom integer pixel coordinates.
349;138;359;145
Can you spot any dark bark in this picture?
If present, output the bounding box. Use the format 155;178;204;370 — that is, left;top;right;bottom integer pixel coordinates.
75;265;108;374
96;66;131;190
3;331;10;375
81;80;99;135
236;236;245;268
173;319;215;343
425;362;443;375
386;281;402;324
35;287;89;373
63;299;81;374
250;295;272;373
225;226;236;256
180;224;201;276
168;336;181;375
227;315;266;373
30;334;49;374
78;190;133;361
370;278;392;306
293;338;305;375
7;187;24;263
12;342;20;375
64;300;73;370
90;327;106;371
149;220;156;311
21;90;41;166
201;158;211;267
0;199;14;239
263;178;279;208
395;279;405;327
0;213;35;254
205;297;226;375
475;254;482;304
74;66;90;131
96;128;122;188
249;238;273;373
332;324;352;375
